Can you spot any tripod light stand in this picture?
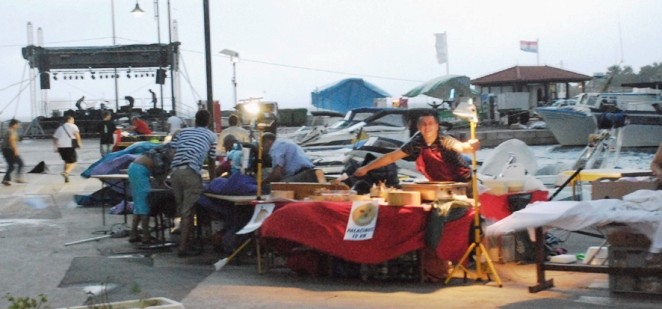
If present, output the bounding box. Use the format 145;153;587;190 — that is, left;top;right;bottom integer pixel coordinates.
444;98;503;287
255;123;267;200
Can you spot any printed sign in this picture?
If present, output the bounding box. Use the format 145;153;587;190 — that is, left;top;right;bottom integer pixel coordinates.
344;200;379;241
236;203;276;234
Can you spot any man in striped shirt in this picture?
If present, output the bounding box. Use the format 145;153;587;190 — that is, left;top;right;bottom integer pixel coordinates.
169;110;217;257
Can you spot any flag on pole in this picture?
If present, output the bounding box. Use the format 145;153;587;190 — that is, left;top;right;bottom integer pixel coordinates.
435;33;448;64
520;40;538;53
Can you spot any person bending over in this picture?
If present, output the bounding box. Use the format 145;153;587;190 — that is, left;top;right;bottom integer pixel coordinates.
261;132;316;185
169;110;217;257
129;116;152;135
127;143;175;244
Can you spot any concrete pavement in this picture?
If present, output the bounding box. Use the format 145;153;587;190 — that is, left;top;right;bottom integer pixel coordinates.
1;138;660;308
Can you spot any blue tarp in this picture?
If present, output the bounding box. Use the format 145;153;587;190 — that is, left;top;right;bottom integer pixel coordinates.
311;78;391;114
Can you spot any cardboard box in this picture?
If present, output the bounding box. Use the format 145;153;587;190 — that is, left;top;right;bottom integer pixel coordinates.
591;179;659;200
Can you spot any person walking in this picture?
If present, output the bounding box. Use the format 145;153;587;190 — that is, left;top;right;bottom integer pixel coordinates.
96;111;117;157
2;119;25;186
169;110;217;257
52;115;82;183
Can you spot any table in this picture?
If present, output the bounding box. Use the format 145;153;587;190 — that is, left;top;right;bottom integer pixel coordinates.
484;197;662;293
560;168;653;199
203;194;258;206
259;201;474;265
90;174;130;225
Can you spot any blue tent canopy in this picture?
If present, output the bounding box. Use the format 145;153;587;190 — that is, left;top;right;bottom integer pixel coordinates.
311;78;391;114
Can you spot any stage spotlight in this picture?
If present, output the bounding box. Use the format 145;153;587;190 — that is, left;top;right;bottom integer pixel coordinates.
53;73;58;80
127;73;131;78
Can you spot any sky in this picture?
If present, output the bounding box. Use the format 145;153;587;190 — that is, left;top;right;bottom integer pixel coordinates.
2;0;662;121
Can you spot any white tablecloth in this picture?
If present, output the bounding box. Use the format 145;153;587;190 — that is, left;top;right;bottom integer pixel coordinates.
485;190;662;253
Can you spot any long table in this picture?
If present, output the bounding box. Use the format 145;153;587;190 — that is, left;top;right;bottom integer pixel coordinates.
259;201;475;265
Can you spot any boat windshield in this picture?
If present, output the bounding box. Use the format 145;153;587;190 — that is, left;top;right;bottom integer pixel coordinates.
328;111;374;129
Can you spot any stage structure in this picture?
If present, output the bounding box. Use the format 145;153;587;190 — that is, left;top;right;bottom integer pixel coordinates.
21;42;180;137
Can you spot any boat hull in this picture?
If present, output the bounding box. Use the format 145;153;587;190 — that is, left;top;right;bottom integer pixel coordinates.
536;107;595;146
619;113;662;147
537;107;662;147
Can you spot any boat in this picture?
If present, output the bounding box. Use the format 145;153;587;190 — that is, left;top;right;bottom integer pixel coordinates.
536;92;662;147
280;108;379;144
297;108;427;151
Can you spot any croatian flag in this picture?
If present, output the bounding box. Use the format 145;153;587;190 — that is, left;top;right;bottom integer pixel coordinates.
520;40;538;53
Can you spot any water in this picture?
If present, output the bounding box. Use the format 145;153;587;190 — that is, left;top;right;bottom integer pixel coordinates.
477;145;658;172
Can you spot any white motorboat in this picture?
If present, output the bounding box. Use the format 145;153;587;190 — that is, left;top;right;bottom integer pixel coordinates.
297;108;425;150
536;92;662;147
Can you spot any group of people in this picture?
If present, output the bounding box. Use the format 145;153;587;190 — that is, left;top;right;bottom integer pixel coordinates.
6;103;662;261
123;110;218;257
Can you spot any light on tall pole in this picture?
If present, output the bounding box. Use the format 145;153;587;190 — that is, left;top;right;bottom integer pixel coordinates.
131;0;144;16
444;98;503;287
219;49;239;106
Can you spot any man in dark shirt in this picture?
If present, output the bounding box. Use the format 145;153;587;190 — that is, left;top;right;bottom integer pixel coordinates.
354;111;479;183
95;111;117;157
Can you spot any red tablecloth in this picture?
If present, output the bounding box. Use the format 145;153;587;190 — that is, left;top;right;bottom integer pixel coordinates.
479;190;549;221
259;201;474;264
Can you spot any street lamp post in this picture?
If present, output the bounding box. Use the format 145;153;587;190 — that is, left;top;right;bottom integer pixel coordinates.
219;49;239;107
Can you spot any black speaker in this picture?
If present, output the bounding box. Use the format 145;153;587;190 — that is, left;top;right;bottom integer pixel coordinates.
40;72;50;89
155;69;166;84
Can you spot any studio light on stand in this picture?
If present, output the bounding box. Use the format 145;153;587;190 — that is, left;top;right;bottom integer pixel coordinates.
255;123;267;201
219;49;240;106
445;97;503;287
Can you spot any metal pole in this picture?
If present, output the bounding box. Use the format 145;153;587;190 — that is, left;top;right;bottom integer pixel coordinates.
232;60;237;106
155;0;164;111
111;0;119;112
202;0;217;179
167;0;175;114
203;0;214;130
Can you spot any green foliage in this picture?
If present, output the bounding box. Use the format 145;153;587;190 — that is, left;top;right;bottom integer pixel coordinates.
3;293;50;309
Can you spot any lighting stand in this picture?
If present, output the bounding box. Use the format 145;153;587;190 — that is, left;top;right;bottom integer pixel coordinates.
444;100;502;287
255;123;266;200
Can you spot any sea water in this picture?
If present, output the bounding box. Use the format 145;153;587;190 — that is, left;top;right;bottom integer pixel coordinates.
477;145;658;172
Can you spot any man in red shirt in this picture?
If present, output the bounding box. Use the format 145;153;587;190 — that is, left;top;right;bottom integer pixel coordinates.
129;116;152;135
